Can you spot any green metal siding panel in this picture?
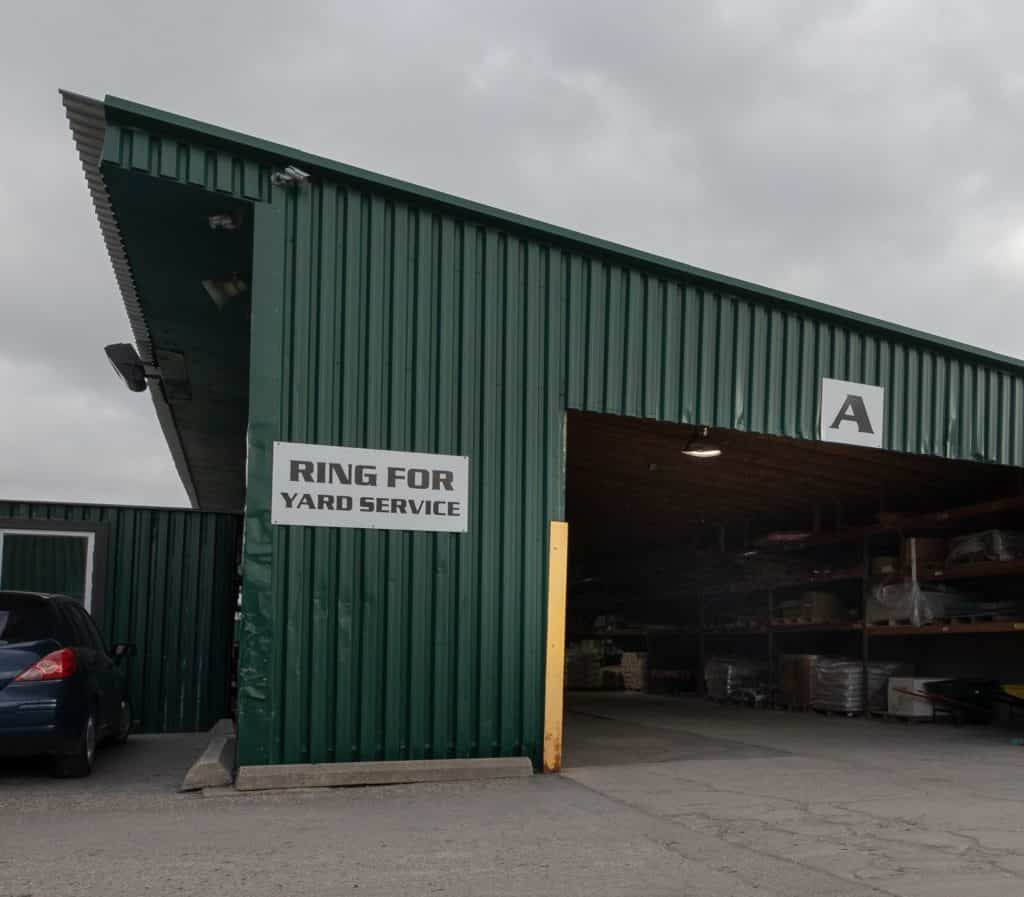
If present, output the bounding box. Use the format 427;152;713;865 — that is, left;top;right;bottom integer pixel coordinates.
567;277;1024;463
0;501;240;733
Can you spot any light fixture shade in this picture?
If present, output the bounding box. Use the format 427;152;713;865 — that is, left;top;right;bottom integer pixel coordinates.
682;426;722;458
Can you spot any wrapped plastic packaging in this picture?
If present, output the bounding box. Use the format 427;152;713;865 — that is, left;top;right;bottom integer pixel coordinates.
866;583;958;626
947;530;1024;565
868;537;958;626
812;658;908;712
705;657;766;701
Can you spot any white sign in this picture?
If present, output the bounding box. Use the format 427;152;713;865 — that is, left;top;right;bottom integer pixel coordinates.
820;378;885;448
271;442;469;532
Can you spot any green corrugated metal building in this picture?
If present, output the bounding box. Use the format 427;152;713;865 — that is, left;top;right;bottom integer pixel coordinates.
62;91;1024;768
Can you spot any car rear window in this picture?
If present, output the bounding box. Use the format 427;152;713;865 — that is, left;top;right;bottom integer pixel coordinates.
0;595;56;644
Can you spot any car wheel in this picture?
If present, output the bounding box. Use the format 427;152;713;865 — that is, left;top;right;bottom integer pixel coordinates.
54;713;97;778
114;699;132;744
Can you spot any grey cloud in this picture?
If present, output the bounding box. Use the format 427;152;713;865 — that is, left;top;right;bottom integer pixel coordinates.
3;1;1023;505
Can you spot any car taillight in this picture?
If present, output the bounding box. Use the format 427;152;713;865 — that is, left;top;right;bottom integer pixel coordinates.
13;648;77;682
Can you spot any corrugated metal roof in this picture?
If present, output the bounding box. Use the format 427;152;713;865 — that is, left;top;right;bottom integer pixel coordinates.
60;90;199;508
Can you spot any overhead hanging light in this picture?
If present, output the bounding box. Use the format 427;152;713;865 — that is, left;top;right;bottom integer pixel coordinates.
202;274;249;310
682;426;722;459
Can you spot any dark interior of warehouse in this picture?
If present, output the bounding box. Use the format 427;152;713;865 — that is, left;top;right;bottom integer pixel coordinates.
562;410;1024;757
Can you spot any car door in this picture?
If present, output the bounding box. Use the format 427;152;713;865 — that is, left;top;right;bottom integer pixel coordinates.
53;601;99;723
70;604;120;735
57;602;103;732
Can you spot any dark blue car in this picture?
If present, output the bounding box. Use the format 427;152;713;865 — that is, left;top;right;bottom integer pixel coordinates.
0;591;134;777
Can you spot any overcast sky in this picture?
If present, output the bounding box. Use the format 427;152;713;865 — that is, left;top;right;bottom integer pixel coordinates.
2;1;1023;507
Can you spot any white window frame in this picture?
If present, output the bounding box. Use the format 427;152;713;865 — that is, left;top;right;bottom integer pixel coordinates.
0;528;96;612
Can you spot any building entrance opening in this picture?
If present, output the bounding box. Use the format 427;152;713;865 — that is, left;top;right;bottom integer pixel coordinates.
561;410;1024;769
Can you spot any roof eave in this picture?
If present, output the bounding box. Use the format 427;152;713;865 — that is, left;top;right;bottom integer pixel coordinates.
60;90;201;510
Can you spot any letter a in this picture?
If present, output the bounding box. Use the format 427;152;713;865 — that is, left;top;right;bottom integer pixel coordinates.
830;395;874;433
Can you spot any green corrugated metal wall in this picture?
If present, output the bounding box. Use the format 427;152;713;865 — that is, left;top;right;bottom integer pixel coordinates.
566;276;1024;463
95;101;1024;767
0;501;240;733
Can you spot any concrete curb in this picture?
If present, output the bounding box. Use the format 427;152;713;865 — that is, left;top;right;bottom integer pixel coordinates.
180;719;236;792
235;756;533;792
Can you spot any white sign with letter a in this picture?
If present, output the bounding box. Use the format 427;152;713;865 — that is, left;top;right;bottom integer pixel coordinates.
820;378;885;449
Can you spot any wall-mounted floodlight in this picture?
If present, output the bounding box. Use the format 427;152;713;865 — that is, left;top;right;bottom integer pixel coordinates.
270;165;310;186
104;343;148;393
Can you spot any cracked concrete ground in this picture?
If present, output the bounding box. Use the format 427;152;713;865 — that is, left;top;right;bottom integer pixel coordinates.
1;695;1022;896
563;693;1024;897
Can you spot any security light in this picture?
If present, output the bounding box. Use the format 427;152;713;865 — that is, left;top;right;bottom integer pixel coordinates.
270;165;310;186
104;343;148;393
208;213;241;230
682;426;722;459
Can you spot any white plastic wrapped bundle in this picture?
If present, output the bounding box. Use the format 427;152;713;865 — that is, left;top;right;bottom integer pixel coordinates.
948;530;1024;565
867;583;957;626
868;538;957;626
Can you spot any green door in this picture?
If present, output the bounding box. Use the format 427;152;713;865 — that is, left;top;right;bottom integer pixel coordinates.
0;533;90;605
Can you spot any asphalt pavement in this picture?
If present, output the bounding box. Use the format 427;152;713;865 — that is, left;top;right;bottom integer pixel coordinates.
2;696;1023;897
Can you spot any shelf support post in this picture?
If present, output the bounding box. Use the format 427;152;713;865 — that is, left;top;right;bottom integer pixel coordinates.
768;589;775;708
697;593;706;697
862;534;871;716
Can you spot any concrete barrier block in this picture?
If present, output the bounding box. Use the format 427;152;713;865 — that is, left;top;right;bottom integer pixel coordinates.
180;726;236;792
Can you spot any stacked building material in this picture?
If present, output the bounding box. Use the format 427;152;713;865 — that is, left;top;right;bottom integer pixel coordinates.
812;659;908;712
620;652;648;691
779;653;820;707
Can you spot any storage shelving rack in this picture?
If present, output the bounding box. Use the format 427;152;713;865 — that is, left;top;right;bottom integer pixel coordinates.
690;493;1024;712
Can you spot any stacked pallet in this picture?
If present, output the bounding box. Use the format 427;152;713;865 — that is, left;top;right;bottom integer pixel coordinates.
812;659;909;713
620;652;648;691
